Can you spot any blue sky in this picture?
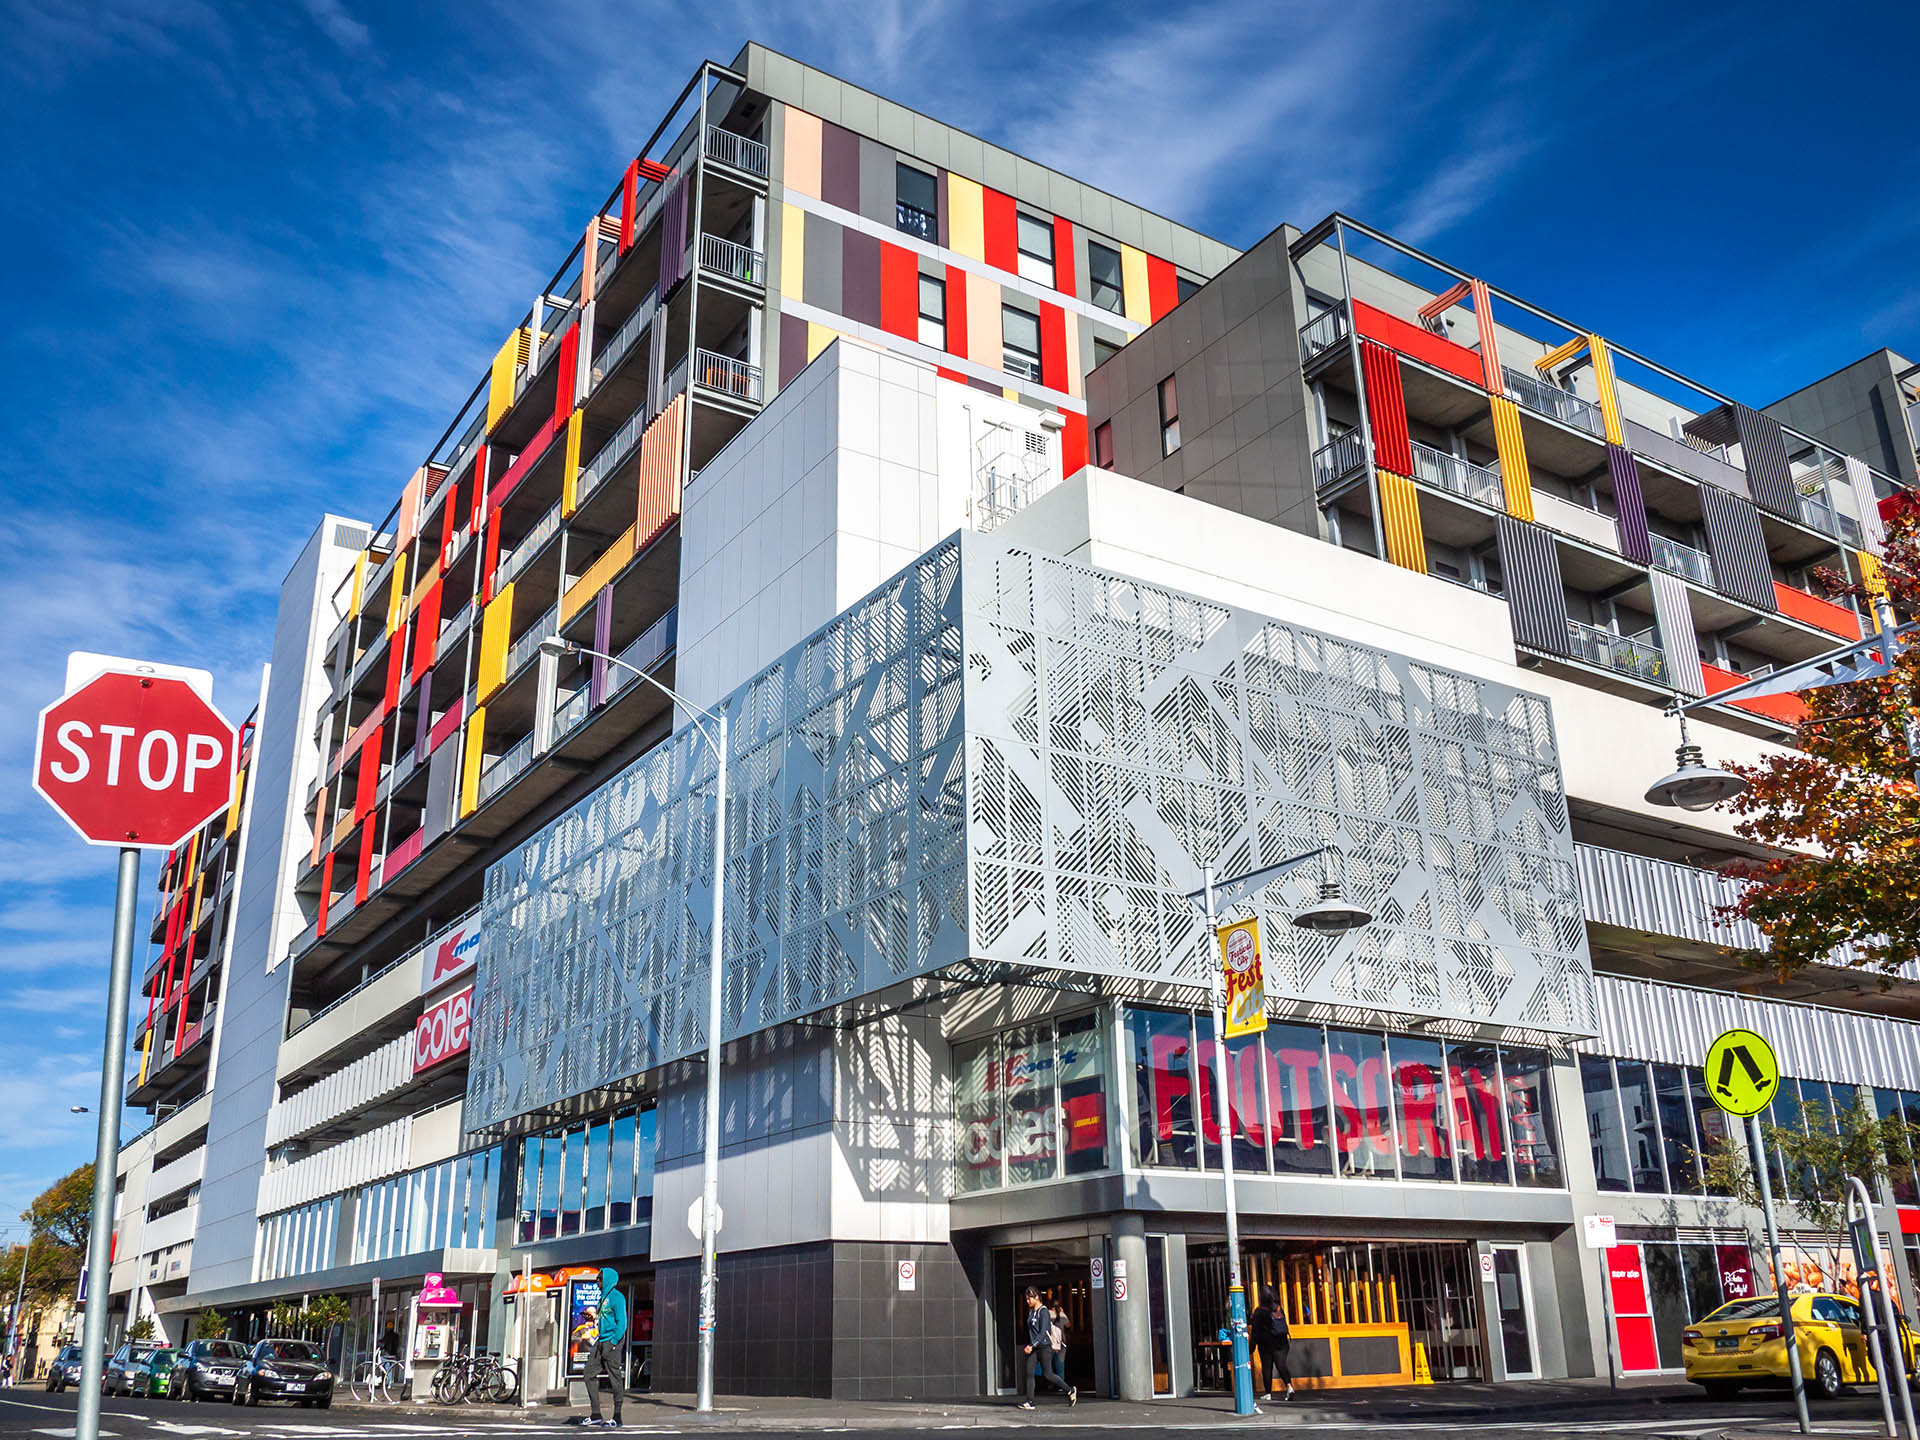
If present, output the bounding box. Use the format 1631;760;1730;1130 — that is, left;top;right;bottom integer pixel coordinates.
1;0;1917;1226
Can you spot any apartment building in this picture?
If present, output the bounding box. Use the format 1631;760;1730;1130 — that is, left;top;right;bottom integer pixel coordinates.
1769;347;1920;491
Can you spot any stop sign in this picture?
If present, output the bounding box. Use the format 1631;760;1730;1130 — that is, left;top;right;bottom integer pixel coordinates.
33;667;239;849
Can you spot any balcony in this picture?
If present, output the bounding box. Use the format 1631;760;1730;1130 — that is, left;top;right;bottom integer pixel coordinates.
1312;432;1367;492
147;1146;204;1204
1410;440;1504;510
477;730;537;805
1566;619;1667;684
139;1202;198;1256
698;233;765;290
495;504;562;589
705;126;769;179
591;286;659;390
692;348;763;405
505;604;560;679
1504;366;1604;437
265;1031;415;1148
1649;533;1716;586
576;403;653;510
1298;305;1350;364
556;606;681;740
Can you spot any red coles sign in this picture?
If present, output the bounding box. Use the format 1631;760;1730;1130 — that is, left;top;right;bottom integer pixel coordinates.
34;667;238;849
414;986;473;1074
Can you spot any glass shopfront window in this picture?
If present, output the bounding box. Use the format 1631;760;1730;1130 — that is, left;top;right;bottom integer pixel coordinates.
1128;1008;1201;1170
1005;1024;1059;1186
954;1037;1002;1193
1058;1013;1111;1175
1874;1088;1919;1204
1582;1056;1631;1193
515;1106;655;1245
954;1011;1113;1192
1391;1036;1455;1183
1503;1048;1562;1188
1196;1012;1266;1175
1328;1028;1395;1181
1266;1022;1331;1177
1652;1065;1702;1195
1447;1042;1505;1185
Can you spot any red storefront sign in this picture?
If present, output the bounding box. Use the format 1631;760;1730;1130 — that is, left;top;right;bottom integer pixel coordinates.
414;985;472;1073
425;918;482;989
1607;1244;1660;1372
1717;1244;1757;1302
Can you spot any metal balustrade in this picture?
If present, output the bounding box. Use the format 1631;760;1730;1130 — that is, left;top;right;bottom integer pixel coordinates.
1312;431;1367;491
576;402;651;509
1410;440;1505;509
705;126;769;177
608;607;679;697
477;731;536;804
592;286;658;389
699;233;766;287
693;348;763;404
1649;532;1716;586
505;605;559;679
1504;366;1604;436
496;504;562;588
1298;305;1351;363
263;1032;415;1148
553;685;592;739
1566;619;1667;683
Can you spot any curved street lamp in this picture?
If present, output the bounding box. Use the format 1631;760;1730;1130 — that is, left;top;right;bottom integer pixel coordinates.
1645;711;1748;812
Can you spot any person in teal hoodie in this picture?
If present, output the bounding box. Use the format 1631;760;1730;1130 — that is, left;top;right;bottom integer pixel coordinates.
581;1267;628;1429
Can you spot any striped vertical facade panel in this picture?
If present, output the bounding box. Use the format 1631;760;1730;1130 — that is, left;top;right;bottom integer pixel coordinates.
966;273;1002;369
1847;456;1888;552
658;175;689;294
1730;403;1797;518
353;725;383;820
779;202;805;299
348;552;368;617
1859;549;1889;605
355;827;376;906
1146;255;1178;321
559;526;636;624
590;586;614;708
819;121;860;211
310;789;327;868
1697;485;1779;611
559;411;583;516
412;674;432;757
551;326;579;431
782;107;822;199
636;392;685;551
946;174;985;261
480;507;502;604
1495;516;1572;656
410;579;442;684
1358;341;1414;477
486;328;528;432
1489;396;1535;521
1470;278;1502;390
1587;336;1626;446
856;137;894;227
1038;302;1069;394
982;187;1017;273
385;552;410;637
944;264;970;359
1052;217;1076;299
802;211;842;313
395;469;423;553
470;449;489;533
476;582;516;702
840;227;882;328
878;242;918;340
1119;244;1151;325
618;159;639;253
317;852;334;936
581;216;600;301
438;479;459;560
458;709;486;819
1647;570;1705;697
1377;469;1426;573
1606;444;1653;563
779;312;808;388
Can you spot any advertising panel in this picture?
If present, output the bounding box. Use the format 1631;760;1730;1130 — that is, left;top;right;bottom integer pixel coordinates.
414;985;473;1074
1217;917;1267;1038
566;1275;604;1377
425;918;483;990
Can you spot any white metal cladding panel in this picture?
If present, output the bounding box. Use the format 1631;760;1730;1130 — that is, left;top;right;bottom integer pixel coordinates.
264;1033;415;1148
257;1113;413;1217
1647;571;1706;698
1585;974;1920;1090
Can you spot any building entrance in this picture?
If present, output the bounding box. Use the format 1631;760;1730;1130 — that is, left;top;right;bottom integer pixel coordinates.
1188;1239;1484;1390
991;1241;1097;1395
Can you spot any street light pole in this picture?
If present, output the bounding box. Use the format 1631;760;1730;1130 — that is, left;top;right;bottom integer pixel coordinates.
539;638;729;1413
7;1228;32;1380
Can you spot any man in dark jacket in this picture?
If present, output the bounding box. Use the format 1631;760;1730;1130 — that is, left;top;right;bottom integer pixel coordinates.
1018;1288;1076;1409
582;1267;629;1429
1250;1295;1292;1401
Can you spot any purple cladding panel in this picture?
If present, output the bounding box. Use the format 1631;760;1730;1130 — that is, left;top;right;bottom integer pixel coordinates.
820;121;860;211
1607;444;1653;564
779;313;808;392
590;586;614;708
658;174;688;295
413;670;433;758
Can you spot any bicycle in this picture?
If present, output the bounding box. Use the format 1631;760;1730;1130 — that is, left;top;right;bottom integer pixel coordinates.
348;1355;407;1403
429;1351;472;1405
464;1352;518;1403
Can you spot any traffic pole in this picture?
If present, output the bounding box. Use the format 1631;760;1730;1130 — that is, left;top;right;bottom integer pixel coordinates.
75;847;138;1440
1750;1114;1811;1436
1201;867;1257;1417
7;1228;32;1382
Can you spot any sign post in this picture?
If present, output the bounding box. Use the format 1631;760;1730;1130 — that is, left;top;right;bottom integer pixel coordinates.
1702;1028;1807;1438
1583;1215;1617;1391
1202;870;1257;1417
32;655;238;1440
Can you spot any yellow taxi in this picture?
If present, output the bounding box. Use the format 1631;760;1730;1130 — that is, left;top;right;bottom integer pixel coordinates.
1684;1292;1918;1400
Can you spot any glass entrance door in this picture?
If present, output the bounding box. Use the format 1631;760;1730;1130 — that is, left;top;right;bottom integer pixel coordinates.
991;1241;1095;1394
1490;1247;1537;1379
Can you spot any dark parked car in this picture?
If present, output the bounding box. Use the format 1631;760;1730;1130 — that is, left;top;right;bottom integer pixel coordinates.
169;1338;250;1401
43;1344;97;1392
231;1339;333;1408
103;1342;162;1397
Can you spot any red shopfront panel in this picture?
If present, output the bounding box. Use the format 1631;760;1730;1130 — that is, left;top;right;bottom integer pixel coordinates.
1608;1244;1661;1372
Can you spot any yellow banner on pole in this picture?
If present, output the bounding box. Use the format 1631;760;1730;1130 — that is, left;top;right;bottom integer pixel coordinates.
1218;916;1267;1038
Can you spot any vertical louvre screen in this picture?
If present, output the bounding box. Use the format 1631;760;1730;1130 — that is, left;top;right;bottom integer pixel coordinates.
1698;486;1778;611
1490;396;1534;521
1495;516;1571;656
1607;445;1653;564
1731;403;1796;518
1648;571;1705;697
1360;340;1414;477
1377;469;1426;573
1847;456;1887;552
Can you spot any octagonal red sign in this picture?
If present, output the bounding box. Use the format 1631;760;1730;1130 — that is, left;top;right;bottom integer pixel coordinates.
33;668;239;849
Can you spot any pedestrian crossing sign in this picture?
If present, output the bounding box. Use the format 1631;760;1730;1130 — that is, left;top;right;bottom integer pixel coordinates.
1703;1028;1779;1117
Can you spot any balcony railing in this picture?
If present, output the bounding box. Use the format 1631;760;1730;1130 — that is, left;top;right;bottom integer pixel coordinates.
609;607;679;698
1649;533;1715;586
1312;432;1367;491
1505;367;1604;437
496;504;562;588
264;1032;414;1148
553;685;592;739
591;286;658;390
477;730;536;804
693;349;763;405
1298;305;1351;363
576;402;651;510
705;126;769;178
1567;619;1667;683
505;605;559;679
698;233;766;288
1410;440;1505;509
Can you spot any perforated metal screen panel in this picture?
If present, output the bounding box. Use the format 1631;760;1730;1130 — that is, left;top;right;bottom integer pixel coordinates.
464;531;1595;1135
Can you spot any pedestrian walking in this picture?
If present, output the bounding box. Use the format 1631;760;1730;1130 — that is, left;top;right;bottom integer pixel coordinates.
1250;1295;1292;1401
578;1267;628;1429
1017;1288;1076;1410
378;1320;401;1361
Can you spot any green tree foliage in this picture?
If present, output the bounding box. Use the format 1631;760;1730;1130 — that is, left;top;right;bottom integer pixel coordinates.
0;1164;93;1311
1701;1091;1919;1236
126;1315;155;1342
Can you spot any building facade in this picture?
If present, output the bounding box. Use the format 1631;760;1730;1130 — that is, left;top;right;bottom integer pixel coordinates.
1768;348;1920;492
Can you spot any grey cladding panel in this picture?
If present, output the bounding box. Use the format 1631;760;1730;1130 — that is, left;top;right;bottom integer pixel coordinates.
856;137;895;228
1495;518;1571;657
1698;486;1777;612
1732;403;1798;518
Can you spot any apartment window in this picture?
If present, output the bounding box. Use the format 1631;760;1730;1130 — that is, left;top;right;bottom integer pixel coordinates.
1088;241;1124;313
1003;305;1042;381
1092;337;1121;368
1094;422;1114;470
1158;374;1181;455
1177;275;1200;304
917;275;946;350
1016;211;1055;287
896;164;937;242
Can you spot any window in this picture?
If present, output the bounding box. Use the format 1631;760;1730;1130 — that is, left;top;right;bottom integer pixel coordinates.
1390;1035;1455;1182
1177;275;1199;303
896;164;937;241
1653;1063;1702;1195
1502;1047;1562;1187
917;274;945;350
1057;1013;1110;1176
1265;1023;1331;1177
1158;375;1181;455
1092;337;1122;368
1581;1057;1630;1192
955;1036;1002;1192
1093;421;1114;470
1327;1027;1395;1180
1129;1008;1200;1169
1196;1010;1267;1174
1446;1042;1506;1184
1002;305;1042;381
1615;1060;1666;1192
1016;211;1055;287
1005;1023;1058;1185
1088;241;1124;313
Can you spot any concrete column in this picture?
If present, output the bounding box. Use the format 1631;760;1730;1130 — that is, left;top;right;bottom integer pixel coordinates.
1111;1214;1154;1401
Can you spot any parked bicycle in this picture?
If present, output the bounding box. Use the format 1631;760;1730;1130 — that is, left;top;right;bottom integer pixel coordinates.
429;1348;517;1405
347;1354;408;1403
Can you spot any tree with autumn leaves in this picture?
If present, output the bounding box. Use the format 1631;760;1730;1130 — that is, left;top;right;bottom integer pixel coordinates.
1;1164;94;1333
1722;497;1920;978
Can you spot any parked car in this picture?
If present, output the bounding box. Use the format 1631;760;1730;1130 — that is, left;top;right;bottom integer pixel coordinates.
231;1339;333;1408
130;1349;176;1398
1683;1291;1919;1399
102;1342;162;1397
43;1345;96;1392
169;1338;250;1402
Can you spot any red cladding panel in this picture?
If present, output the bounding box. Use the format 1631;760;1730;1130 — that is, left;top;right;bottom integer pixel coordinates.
1039;302;1068;393
945;265;969;360
619;159;638;253
353;724;383;821
1702;662;1808;724
411;580;442;685
317;851;335;937
383;627;407;710
481;507;502;604
1352;300;1485;388
490;414;559;511
1360;340;1415;476
439;480;459;559
878;242;919;340
552;325;579;429
1052;217;1076;297
1771;581;1861;639
1061;410;1088;477
1146;256;1178;321
1615;1316;1659;1373
983;188;1018;272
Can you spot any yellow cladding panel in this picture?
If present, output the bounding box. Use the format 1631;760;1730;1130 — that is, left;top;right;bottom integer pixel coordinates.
409;559;441;615
1490;396;1535;522
561;411;584;517
459;707;487;818
487;328;527;432
225;766;247;836
559;524;637;625
348;553;368;617
1588;335;1626;446
1377;470;1427;574
1860;549;1889;603
385;552;410;636
947;174;984;261
806;323;841;364
1120;245;1151;326
476;580;516;702
780;202;805;300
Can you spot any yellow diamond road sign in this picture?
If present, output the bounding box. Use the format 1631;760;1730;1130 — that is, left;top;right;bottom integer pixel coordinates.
1704;1028;1780;1117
